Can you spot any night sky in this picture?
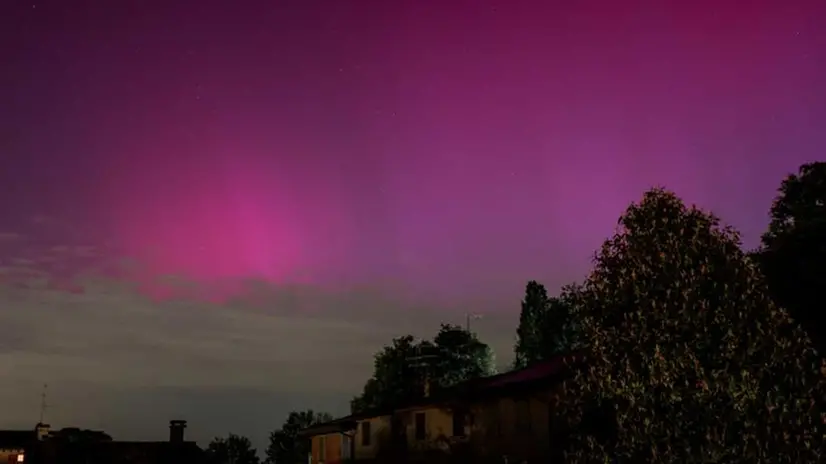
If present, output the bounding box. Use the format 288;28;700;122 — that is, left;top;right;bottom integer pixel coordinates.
1;0;824;451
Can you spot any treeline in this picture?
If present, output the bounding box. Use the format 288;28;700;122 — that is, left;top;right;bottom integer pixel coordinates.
207;162;826;463
204;324;499;464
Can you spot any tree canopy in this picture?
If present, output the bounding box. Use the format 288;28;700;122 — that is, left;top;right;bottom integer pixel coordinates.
556;188;826;463
265;410;332;464
206;434;260;464
514;281;580;368
351;325;496;413
755;161;826;354
514;280;549;368
432;323;497;388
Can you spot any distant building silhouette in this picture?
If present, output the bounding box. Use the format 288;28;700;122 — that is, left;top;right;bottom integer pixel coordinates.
0;428;36;463
16;420;206;464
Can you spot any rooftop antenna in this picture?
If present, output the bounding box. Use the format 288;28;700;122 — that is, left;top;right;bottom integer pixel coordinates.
465;313;483;333
39;383;48;424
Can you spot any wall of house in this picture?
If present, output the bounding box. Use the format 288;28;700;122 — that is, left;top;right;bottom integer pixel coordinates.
470;386;559;461
0;448;24;463
353;415;390;461
311;433;342;464
400;406;459;452
348;407;469;460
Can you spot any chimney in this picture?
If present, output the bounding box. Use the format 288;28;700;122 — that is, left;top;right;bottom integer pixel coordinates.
35;422;51;441
169;420;187;443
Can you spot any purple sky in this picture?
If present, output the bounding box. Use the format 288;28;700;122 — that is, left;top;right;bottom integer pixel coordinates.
1;0;825;452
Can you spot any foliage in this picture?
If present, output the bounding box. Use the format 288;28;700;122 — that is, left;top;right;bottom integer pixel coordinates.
50;428;113;443
206;434;260;464
514;280;549;368
514;281;580;369
754;161;826;355
352;334;425;412
542;284;582;355
432;323;497;388
265;410;332;464
556;188;826;463
351;326;496;413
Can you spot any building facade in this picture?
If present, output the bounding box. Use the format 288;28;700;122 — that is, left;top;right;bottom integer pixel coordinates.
302;356;576;463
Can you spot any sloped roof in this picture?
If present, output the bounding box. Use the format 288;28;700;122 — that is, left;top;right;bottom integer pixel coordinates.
48;440;205;464
301;353;582;437
0;430;34;449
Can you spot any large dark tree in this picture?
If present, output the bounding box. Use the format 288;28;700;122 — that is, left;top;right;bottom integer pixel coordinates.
557;188;825;463
432;324;496;388
352;328;496;413
514;281;580;368
540;285;582;356
514;281;549;368
265;410;332;464
352;335;424;412
205;434;260;464
754;162;826;355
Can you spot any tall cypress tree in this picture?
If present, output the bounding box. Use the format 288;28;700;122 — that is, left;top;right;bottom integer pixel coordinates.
514;280;549;368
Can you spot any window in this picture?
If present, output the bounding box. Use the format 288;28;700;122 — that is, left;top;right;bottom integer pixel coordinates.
415;412;426;441
495;402;504;437
360;421;371;446
452;410;466;437
515;398;531;432
317;436;326;463
341;434;352;460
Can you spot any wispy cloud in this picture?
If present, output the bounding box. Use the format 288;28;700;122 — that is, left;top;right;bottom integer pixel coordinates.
0;276;518;450
0;217;518;450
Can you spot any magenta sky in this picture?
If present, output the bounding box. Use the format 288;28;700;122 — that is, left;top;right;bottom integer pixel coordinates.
1;0;825;450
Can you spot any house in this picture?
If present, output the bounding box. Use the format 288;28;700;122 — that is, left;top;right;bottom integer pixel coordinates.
301;354;579;463
32;420;205;464
0;430;33;463
463;356;575;462
0;422;52;463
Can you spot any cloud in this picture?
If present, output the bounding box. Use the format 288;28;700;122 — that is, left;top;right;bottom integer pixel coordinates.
0;215;519;450
0;232;22;241
0;275;518;451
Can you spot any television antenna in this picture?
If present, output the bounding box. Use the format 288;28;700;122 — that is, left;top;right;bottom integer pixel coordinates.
39;384;49;424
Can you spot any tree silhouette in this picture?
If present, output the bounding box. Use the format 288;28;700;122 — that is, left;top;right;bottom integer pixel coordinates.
206;434;260;464
432;323;496;388
557;188;825;463
266;410;332;464
514;280;549;368
352;327;496;413
514;281;580;368
754;161;826;355
352;335;424;412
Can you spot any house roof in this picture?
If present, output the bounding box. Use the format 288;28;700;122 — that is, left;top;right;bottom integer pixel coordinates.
298;417;360;437
300;353;582;437
0;430;35;449
45;440;205;464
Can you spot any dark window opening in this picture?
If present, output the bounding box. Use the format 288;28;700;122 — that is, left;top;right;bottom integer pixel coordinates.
414;412;426;441
515;398;531;432
452;409;466;437
361;421;371;446
494;402;503;437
